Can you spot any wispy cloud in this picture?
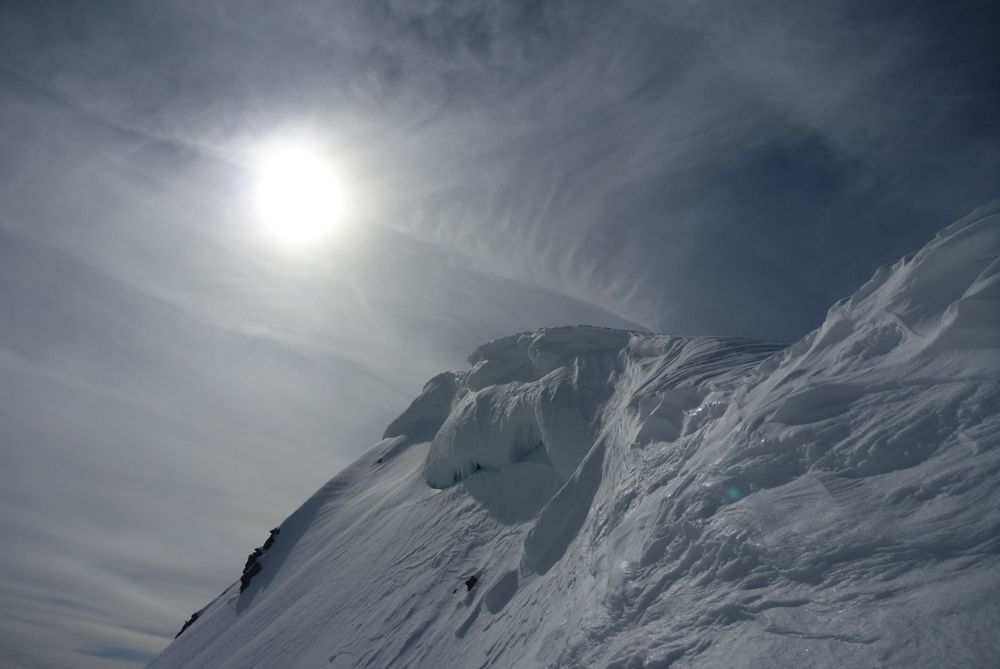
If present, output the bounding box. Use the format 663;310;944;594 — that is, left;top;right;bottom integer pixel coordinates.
1;1;998;666
0;46;638;667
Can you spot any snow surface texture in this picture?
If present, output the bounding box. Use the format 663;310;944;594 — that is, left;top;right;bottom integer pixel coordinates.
151;203;1000;668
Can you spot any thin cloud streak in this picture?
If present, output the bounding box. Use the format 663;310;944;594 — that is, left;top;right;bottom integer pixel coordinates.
1;1;998;667
0;45;639;667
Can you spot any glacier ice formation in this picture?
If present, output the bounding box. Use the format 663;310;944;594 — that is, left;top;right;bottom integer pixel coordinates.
151;203;1000;668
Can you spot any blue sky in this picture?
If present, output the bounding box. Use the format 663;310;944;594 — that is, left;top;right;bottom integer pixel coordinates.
1;1;998;667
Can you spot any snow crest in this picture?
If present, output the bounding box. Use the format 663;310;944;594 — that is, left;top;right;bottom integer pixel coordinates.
151;204;1000;669
422;327;630;488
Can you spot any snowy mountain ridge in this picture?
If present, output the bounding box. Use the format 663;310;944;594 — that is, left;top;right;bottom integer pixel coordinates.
151;202;1000;668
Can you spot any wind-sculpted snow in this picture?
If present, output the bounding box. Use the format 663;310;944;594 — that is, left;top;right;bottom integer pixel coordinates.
383;371;461;443
423;326;631;489
151;203;1000;669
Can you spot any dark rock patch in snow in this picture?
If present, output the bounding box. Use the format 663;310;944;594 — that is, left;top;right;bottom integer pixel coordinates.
239;527;281;593
174;612;199;639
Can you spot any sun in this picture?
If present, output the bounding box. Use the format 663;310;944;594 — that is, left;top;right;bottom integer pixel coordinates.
253;143;344;247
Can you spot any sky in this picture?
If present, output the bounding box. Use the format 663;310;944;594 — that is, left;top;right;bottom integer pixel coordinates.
0;1;998;667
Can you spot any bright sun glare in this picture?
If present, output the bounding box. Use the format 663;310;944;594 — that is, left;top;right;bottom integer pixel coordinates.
254;144;344;247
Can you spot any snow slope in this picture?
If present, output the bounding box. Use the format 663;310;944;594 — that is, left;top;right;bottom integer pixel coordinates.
151;203;1000;668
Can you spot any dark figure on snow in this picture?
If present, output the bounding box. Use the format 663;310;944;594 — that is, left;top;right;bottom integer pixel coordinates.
263;527;280;551
244;548;262;573
175;612;199;638
453;575;479;593
240;561;262;592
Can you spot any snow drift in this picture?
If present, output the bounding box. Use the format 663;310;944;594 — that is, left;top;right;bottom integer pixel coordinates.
151;203;1000;668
